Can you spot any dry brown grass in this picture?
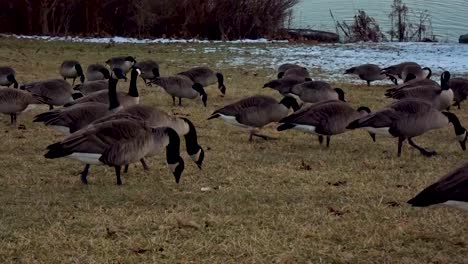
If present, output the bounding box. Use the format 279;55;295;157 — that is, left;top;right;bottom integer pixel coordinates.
0;38;467;263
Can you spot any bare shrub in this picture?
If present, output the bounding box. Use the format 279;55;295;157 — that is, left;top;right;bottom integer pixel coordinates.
332;10;385;43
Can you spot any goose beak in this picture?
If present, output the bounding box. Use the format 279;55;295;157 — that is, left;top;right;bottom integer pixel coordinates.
369;132;376;142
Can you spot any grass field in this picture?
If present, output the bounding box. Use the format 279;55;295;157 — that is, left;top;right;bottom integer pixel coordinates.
0;37;467;263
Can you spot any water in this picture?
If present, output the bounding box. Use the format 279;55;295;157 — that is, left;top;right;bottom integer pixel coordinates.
293;0;468;42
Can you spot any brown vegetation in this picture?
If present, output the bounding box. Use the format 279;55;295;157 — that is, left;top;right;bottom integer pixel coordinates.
0;0;299;40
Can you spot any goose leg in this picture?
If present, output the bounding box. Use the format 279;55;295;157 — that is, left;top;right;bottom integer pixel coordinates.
178;97;182;106
124;165;129;173
367;80;371;87
72;78;76;86
408;138;437;157
10;114;15;126
397;137;405;157
49;105;54;110
80;164;90;184
326;136;331;147
140;159;150;171
172;96;176;106
318;135;324;145
115;166;123;185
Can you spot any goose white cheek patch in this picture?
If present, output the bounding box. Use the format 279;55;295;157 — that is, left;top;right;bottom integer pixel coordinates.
168;162;179;173
136;69;142;75
457;131;467;141
190;149;201;161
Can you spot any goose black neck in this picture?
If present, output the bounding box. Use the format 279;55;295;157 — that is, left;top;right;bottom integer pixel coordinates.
75;64;84;78
128;70;139;97
108;78;120;110
163;127;181;164
423;67;432;79
443;112;465;135
7;74;18;88
181;117;201;155
441;73;450;90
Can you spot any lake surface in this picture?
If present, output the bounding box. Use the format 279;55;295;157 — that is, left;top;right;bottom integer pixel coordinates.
293;0;468;42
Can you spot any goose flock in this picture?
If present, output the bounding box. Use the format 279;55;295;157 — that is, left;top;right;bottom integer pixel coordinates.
0;57;467;213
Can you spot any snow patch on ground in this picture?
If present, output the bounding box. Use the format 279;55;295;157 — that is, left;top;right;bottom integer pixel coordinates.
3;34;287;44
206;42;468;82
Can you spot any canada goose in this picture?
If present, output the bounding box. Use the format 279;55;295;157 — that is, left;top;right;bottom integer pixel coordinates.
105;56;136;75
0;66;18;88
385;71;452;111
263;77;312;96
408;163;468;211
178;66;226;95
277;100;372;147
86;64;109;81
381;61;421;80
287;81;345;103
151;75;208;107
282;67;310;80
401;64;432;82
44;120;185;185
33;68;124;134
92;105;205;169
59;60;85;85
65;67;139;108
208;95;300;141
449;77;468;109
0;88;47;126
74;68;126;95
277;63;303;79
135;59;160;85
20;79;82;110
344;64;397;86
346;98;467;157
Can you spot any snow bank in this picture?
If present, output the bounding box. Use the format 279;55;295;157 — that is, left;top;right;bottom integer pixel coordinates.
3;34;287;44
208;42;468;82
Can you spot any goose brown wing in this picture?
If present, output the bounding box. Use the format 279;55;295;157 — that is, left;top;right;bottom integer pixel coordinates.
409;164;468;206
212;96;277;116
388;85;440;100
57;120;149;154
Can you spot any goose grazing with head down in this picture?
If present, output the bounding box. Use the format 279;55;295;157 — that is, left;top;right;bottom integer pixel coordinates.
151;75;208;107
208;95;300;141
400;64;432;83
277;100;373;147
277;64;308;79
346;98;468;157
385;71;453;111
178;66;226;95
381;61;421;81
408;163;468;211
64;67;139;108
449;77;468;109
93;105;205;170
0;66;19;88
86;64;109;81
33;68;124;134
0;88;48;126
44;120;185;185
59;60;85;85
74;68;126;95
135;59;160;85
20;79;83;110
287;81;346;104
344;64;397;86
105;56;137;75
263;77;312;96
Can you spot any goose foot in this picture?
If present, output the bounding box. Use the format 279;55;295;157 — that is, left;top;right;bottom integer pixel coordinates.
408;138;436;157
115;166;122;185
